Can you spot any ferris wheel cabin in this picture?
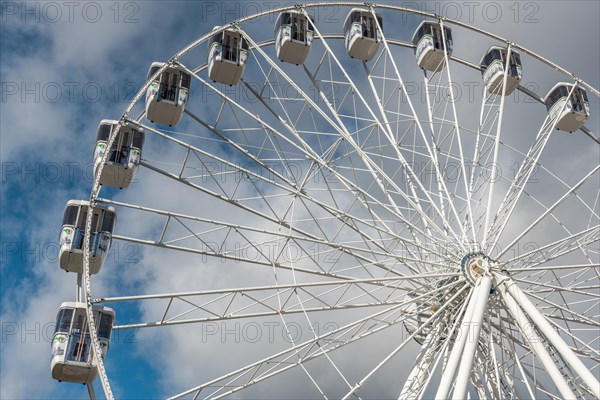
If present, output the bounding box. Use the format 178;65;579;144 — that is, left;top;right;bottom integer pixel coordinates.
343;8;383;62
412;21;453;72
145;62;191;126
480;46;522;95
51;302;114;384
208;26;249;86
93;120;145;189
544;83;590;133
274;11;314;65
59;200;116;275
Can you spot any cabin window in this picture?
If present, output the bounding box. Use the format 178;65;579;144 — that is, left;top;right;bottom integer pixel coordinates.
63;206;79;226
222;34;238;63
509;52;521;76
109;132;120;162
432;26;443;50
445;28;452;45
120;131;130;148
158;72;177;102
72;313;85;332
55;308;74;334
576;88;588;103
511;52;521;66
276;13;291;33
363;16;376;39
482;51;493;69
72;342;87;358
96;124;111;142
229;36;237;61
160;71;170;86
208;32;221;49
132;131;145;149
482;49;503;69
147;65;160;80
97;313;113;339
101;212;115;233
546;86;570;109
291;15;305;42
240;37;249;51
77;211;87;229
91;213;100;233
344;11;361;35
572;88;588;112
108;130;128;164
181;72;191;90
169;73;179;100
413;24;428;46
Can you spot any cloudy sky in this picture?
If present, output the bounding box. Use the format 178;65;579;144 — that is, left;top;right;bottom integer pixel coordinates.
1;1;599;399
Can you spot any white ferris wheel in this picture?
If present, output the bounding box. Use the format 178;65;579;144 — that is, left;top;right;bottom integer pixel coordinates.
51;3;599;399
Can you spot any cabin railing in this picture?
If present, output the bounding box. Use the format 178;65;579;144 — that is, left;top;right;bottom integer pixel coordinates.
220;44;239;63
157;83;179;102
65;332;92;363
71;229;104;256
107;147;131;165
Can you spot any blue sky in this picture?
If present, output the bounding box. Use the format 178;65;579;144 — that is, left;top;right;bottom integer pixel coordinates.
1;1;599;399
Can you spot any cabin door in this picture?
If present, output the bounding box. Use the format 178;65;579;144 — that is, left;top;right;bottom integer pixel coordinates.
66;310;92;363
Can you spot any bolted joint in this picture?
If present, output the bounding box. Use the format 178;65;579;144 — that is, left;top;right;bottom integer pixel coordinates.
461;251;496;287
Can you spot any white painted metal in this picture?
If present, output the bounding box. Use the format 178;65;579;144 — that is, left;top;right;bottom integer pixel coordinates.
435;288;479;399
499;274;600;398
75;3;598;399
170;282;468;399
452;275;492;399
481;45;513;248
301;13;467;250
87;384;97;400
494;275;577;399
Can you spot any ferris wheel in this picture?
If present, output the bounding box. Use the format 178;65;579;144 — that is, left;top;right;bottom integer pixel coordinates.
52;3;599;399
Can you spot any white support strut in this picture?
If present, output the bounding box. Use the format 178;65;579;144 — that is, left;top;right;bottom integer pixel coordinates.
452;275;492;399
494;273;577;399
497;273;600;398
435;287;478;399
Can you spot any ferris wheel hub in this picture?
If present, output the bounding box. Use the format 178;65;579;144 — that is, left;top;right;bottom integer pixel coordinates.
460;252;494;286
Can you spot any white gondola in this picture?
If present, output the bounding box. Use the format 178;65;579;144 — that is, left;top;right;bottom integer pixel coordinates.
412;21;453;72
207;26;249;86
59;200;116;274
343;8;383;62
274;11;314;65
51;302;114;384
544;83;590;133
480;46;522;95
145;62;191;126
93;120;145;189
